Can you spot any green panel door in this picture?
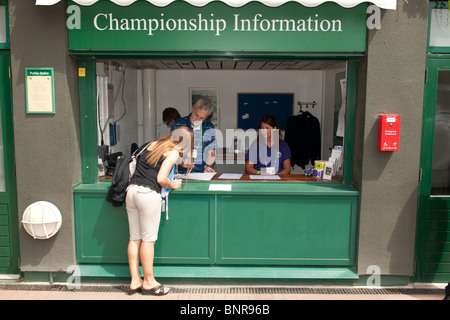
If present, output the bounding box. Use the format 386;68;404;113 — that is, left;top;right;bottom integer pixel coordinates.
415;58;450;282
0;52;19;275
74;186;215;264
218;195;357;266
155;194;215;264
74;191;130;263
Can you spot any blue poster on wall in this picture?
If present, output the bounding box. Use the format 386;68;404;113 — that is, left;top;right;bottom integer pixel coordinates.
237;93;294;130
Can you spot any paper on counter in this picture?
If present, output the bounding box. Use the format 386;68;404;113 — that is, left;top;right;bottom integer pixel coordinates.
209;184;232;191
218;173;242;180
249;175;281;180
174;172;216;181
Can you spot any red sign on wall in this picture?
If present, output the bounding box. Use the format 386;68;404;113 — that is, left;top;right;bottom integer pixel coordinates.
378;114;401;151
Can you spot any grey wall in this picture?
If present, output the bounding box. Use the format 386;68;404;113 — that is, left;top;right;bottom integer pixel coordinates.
9;0;80;272
356;0;428;276
7;0;430;278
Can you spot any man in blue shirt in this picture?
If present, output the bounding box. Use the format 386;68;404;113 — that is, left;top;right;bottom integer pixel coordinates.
171;98;217;173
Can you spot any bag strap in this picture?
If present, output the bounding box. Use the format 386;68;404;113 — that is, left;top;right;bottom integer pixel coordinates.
133;141;153;158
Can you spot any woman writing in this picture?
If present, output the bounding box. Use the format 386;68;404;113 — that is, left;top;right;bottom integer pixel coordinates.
245;114;291;175
126;126;194;296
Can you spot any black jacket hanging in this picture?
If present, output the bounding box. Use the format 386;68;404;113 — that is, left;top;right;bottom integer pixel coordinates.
284;111;321;169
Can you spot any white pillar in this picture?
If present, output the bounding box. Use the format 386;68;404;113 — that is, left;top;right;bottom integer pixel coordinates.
142;68;157;142
136;69;144;146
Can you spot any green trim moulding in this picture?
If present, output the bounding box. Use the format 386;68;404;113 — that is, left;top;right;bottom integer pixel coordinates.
78;265;359;281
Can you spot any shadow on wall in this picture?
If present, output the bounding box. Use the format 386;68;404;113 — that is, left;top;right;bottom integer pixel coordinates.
19;226;58;268
367;0;428;46
401;0;429;20
387;187;418;276
362;120;394;181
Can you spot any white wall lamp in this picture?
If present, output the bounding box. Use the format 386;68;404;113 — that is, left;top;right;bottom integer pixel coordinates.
22;201;62;240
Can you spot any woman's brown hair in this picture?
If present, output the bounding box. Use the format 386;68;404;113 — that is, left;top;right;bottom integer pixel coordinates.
145;126;194;174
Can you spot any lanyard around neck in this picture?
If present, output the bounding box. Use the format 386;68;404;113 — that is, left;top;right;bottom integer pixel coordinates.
262;142;277;167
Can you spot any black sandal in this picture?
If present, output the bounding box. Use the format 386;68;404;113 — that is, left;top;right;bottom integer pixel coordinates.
127;286;142;295
142;284;170;296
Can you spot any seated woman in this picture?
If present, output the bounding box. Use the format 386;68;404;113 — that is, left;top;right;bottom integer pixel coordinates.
245;114;291;175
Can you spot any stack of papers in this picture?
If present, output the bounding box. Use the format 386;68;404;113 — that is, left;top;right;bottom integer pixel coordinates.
249;175;281;180
218;174;242;180
174;173;281;181
174;173;216;181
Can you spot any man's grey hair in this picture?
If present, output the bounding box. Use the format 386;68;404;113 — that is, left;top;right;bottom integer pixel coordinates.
194;98;213;115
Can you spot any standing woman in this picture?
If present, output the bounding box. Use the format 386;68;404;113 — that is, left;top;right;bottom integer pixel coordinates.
126;126;194;296
245;114;291;175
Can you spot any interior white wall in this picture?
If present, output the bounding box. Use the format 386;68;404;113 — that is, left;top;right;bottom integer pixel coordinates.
100;66;342;174
107;67;139;156
322;66;346;159
150;68;352;174
155;69;324;143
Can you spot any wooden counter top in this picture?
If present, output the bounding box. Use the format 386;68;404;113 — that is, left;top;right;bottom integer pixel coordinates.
100;173;342;183
211;173;342;183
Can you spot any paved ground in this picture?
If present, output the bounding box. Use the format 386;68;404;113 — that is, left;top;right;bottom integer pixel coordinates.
0;282;446;301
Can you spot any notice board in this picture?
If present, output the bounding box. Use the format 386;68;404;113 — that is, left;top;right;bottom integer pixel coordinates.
237;93;294;130
25;68;55;114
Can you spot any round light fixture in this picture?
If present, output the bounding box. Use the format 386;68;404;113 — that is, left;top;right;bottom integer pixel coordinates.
22;201;62;240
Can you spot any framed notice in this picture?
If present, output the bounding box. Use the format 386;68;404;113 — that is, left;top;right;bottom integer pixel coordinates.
25;68;55;114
